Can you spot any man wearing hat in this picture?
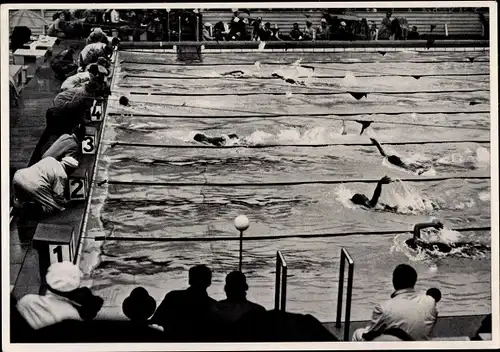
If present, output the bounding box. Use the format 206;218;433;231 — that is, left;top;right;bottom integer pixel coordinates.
303;20;316;40
202;23;214;41
13;155;79;214
16;261;103;330
122;287;157;322
86;27;110;45
316;18;329;40
78;42;113;70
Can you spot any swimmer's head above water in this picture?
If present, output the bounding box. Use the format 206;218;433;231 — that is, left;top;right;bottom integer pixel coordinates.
350;193;369;205
119;96;129;106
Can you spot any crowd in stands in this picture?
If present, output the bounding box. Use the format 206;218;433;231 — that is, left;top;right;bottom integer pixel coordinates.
44;9;199;41
11;261;492;342
11;31;117;219
44;8;489;43
203;9;414;41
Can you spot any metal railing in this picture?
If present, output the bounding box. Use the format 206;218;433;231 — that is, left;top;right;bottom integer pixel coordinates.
274;250;288;311
335;247;355;341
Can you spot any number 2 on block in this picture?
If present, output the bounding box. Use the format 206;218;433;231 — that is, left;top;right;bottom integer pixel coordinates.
70;179;85;199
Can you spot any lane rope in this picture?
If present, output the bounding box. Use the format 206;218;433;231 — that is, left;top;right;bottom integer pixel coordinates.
108;112;490;131
122;73;489;80
90;226;491;242
121;59;490;66
123;89;489;96
105;176;490;187
106;140;491;149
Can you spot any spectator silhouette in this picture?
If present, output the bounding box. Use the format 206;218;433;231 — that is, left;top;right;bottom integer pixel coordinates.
352;264;438;341
151;264;216;341
122;287;157;322
212;271;266;323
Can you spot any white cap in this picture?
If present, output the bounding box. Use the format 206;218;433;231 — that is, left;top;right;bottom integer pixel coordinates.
204;22;211;27
61;156;79;169
233;17;240;23
46;261;81;292
341;21;346;26
321;18;327;23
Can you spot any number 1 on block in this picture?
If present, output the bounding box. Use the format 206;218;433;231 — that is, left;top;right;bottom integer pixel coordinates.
49;244;71;263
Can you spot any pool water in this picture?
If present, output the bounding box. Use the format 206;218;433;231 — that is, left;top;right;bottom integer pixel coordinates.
80;49;491;322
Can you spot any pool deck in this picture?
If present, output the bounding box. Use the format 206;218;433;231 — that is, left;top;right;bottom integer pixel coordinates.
8;39;492;342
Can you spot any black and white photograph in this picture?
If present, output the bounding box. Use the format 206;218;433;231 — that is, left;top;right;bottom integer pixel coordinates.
1;1;498;350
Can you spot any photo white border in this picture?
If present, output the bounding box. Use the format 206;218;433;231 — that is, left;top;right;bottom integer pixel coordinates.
1;1;498;351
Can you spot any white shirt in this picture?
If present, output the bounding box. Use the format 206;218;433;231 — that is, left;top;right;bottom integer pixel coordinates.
13;157;68;213
16;292;81;330
60;72;91;91
363;288;438;340
111;10;120;23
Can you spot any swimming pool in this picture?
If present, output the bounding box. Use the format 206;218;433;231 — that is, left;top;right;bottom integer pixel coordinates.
80;49;491;322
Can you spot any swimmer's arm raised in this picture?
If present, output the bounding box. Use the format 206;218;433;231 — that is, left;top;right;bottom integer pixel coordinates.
370;138;387;157
369;176;391;207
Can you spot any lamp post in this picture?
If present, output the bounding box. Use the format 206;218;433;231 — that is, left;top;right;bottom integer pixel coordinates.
166;8;170;41
234;215;249;271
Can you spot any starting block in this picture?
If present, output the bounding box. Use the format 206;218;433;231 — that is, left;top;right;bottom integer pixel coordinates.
82;126;98;155
177;44;202;63
67;168;89;201
33;223;78;278
90;100;103;121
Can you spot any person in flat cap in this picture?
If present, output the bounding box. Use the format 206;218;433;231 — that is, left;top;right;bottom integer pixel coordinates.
86;27;110;45
316;18;329;40
122;287;157;322
16;262;103;330
203;23;214;41
13;155;80;215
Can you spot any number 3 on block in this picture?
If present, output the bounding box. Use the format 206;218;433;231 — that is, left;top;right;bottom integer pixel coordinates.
49;244;71;263
82;135;96;154
69;178;86;200
91;101;103;121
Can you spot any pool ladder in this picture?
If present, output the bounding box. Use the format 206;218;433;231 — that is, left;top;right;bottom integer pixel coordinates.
274;248;355;341
336;248;355;341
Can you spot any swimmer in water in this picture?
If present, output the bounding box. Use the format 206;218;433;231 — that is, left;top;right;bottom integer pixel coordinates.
405;221;489;254
350;176;398;211
370;138;429;175
193;133;239;147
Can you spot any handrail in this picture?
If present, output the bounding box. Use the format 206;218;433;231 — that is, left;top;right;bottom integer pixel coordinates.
335;247;355;341
274;250;288;311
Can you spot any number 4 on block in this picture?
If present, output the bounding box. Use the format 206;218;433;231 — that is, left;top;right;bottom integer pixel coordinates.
91;100;103;121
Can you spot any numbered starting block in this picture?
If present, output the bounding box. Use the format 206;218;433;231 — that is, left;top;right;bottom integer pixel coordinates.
67;167;90;201
90;100;103;121
33;223;78;280
82;126;98;155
